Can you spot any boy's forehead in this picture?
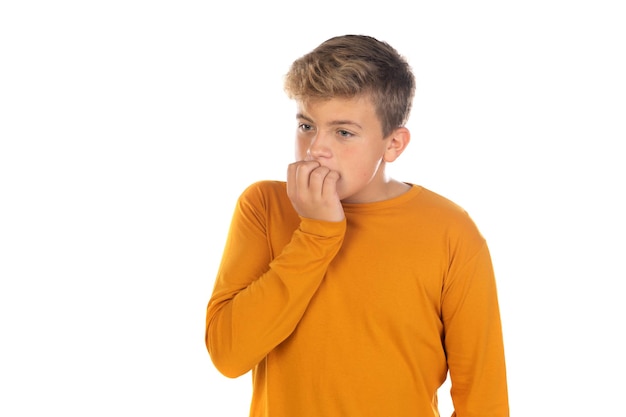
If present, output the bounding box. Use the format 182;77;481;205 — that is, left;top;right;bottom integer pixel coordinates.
296;94;375;116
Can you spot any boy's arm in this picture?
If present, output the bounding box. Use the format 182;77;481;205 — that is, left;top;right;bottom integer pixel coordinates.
205;183;345;378
442;242;509;417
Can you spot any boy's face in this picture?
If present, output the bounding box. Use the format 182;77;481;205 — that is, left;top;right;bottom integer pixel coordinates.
294;95;396;204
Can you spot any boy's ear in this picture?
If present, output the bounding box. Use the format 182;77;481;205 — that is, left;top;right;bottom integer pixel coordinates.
383;127;411;162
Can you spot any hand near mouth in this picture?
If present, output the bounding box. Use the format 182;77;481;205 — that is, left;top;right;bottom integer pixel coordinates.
287;160;344;222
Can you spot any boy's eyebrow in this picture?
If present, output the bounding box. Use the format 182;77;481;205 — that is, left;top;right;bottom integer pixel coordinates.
296;113;312;122
296;113;363;130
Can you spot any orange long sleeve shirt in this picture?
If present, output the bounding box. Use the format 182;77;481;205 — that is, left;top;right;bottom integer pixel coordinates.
206;181;509;417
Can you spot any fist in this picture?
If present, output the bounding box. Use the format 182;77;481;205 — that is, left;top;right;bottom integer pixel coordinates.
286;161;344;222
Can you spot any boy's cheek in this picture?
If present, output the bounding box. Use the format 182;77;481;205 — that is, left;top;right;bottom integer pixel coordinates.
294;147;307;162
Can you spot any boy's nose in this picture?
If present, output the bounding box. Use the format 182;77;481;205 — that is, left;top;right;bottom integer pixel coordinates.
307;134;331;159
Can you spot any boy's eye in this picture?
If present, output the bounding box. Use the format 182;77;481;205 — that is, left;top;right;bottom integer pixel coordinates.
298;123;313;131
338;130;352;137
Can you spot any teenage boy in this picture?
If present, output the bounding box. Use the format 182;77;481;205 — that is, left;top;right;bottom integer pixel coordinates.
206;34;509;417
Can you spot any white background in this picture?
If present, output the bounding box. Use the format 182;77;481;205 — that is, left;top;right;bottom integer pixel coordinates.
1;1;625;416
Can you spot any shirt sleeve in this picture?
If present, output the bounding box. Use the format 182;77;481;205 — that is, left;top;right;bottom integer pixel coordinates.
205;184;346;378
442;241;509;417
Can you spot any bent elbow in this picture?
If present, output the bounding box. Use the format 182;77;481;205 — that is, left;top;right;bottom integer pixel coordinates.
207;343;252;379
213;357;250;379
205;300;256;378
205;330;252;378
